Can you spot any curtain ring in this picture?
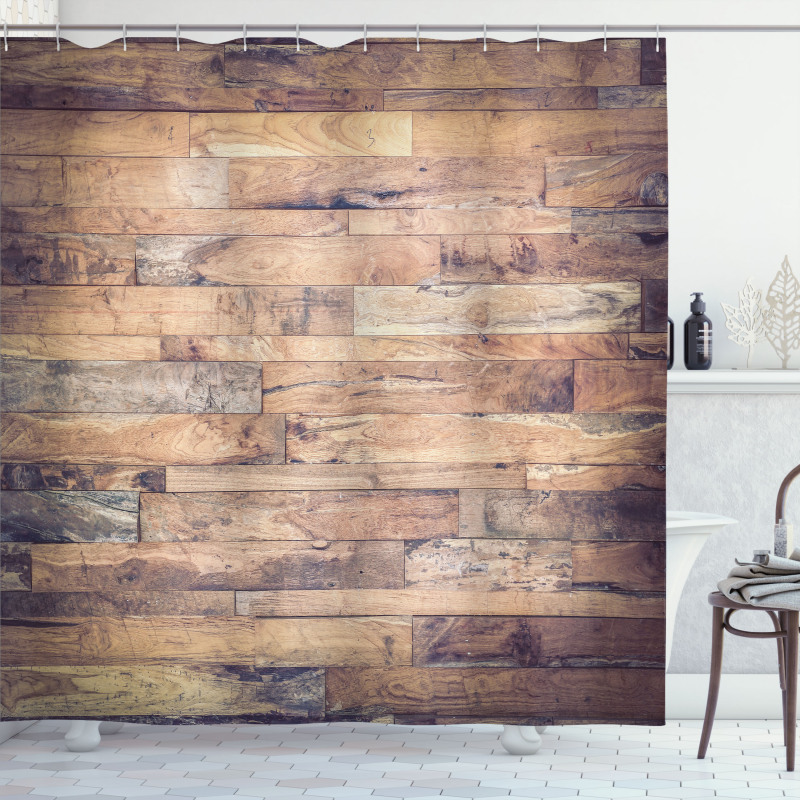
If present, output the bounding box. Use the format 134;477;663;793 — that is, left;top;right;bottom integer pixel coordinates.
363;23;367;52
56;22;60;51
536;22;540;52
122;23;127;51
176;23;180;52
3;22;7;52
603;22;607;52
656;23;660;51
416;23;420;52
483;22;487;52
296;23;300;52
242;23;247;52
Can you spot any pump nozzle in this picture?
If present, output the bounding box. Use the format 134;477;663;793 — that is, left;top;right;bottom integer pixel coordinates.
690;292;706;314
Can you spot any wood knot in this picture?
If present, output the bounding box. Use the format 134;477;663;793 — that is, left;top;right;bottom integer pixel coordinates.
311;539;330;549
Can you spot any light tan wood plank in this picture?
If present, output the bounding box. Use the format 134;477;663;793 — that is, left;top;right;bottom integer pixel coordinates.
255;617;412;667
384;87;597;111
166;463;526;492
2;335;161;361
1;111;189;157
349;208;571;236
354;283;640;335
1;286;353;335
570;208;668;234
0;157;64;207
574;360;666;413
526;464;665;492
190;111;411;157
140;490;457;541
286;413;665;465
2;464;165;492
628;333;668;360
136;235;439;286
413;110;667;158
2;413;284;466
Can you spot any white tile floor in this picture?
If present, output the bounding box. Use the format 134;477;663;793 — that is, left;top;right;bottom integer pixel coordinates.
0;720;797;800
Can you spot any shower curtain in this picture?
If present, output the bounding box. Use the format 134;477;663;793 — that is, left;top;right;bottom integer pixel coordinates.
0;35;668;725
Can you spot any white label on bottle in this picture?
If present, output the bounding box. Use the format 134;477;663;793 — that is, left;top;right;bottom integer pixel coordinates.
697;329;712;357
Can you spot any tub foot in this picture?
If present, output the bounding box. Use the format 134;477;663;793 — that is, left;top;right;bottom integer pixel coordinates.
499;724;542;755
64;720;101;752
98;722;124;735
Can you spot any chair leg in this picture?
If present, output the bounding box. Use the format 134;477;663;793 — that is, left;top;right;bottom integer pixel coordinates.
778;611;788;746
786;611;798;772
698;606;725;759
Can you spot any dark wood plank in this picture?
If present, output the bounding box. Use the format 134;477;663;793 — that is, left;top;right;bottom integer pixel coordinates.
384;87;597;110
30;541;404;591
641;39;667;85
1;491;138;543
0;543;31;590
161;333;628;362
574;360;666;413
166;463;526;492
136;235;439;286
412;616;665;667
229;156;545;209
459;489;665;540
598;86;667;108
1;360;262;413
353;283;641;335
1;234;136;285
404;539;571;591
570;208;668;234
0;591;234;617
286;413;666;465
1;286;354;335
0;157;64;207
0;665;325;721
140;490;457;541
324;666;663;720
525;464;665;492
0;617;255;666
643;279;668;333
629;333;668;360
440;234;666;283
223;41;641;90
1;464;165;492
572;541;666;591
546;153;668;207
2;335;161;361
2;413;285;466
262;361;573;414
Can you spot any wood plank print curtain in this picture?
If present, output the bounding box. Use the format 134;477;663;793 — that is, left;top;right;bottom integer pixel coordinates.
0;36;668;725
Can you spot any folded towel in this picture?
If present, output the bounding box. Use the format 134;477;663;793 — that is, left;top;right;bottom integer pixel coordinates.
718;548;800;610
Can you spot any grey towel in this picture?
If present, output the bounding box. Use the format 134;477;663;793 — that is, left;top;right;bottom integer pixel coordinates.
718;548;800;610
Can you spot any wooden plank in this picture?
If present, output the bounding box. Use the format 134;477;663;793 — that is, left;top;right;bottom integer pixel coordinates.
643;279;668;333
229;156;545;209
238;589;664;619
0;157;64;207
63;157;228;209
1;665;325;721
629;332;668;360
412;110;667;158
1;208;348;236
349;208;571;236
440;234;666;283
412;616;664;667
598;86;667;108
572;541;666;591
0;543;31;590
161;333;628;362
190;111;411;157
1;360;262;413
140;490;458;541
0;617;255;666
0;85;382;112
1;464;165;492
0;591;234;618
1;234;136;285
404;539;571;591
1;286;354;335
136;235;439;286
570;208;668;234
458;489;665;540
30;541;404;591
384;87;597;111
354;283;640;335
166;463;526;492
1;111;189;157
286;412;666;465
526;464;665;492
324;666;663;719
2;413;285;466
262;361;573;414
1;335;161;361
0;41;225;89
546;152;668;208
641;39;667;85
255;617;412;667
223;41;641;90
1;490;139;543
574;360;666;413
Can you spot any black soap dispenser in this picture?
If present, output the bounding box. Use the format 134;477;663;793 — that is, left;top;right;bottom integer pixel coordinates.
684;292;712;370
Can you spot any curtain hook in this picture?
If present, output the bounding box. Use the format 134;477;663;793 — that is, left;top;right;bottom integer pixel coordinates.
603;22;607;52
483;22;487;52
416;23;420;52
242;23;247;52
56;22;60;51
536;22;540;52
176;23;180;52
363;23;367;52
296;23;300;52
122;23;127;51
656;23;660;52
3;22;7;52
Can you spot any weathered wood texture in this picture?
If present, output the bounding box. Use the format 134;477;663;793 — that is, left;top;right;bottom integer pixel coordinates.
0;37;666;725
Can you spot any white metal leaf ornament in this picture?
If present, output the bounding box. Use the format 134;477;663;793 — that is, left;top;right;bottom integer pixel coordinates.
765;256;800;369
721;279;771;368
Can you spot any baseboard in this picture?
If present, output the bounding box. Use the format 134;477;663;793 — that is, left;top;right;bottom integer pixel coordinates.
667;673;783;719
0;720;34;743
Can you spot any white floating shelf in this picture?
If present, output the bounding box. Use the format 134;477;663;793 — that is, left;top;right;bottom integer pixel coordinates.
668;369;800;394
